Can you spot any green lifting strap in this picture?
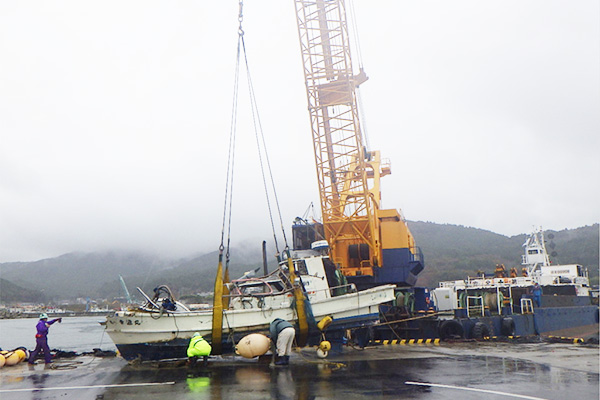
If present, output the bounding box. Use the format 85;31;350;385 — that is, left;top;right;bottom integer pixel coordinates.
287;251;308;346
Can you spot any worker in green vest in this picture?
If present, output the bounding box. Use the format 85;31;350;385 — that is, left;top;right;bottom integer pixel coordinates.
187;332;211;367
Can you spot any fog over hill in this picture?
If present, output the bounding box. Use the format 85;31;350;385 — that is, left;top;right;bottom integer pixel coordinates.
0;241;278;303
410;222;599;287
1;222;597;303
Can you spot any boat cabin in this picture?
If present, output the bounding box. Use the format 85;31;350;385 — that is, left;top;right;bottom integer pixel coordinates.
227;250;355;311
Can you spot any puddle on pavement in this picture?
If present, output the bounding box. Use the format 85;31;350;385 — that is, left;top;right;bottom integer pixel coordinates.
96;355;598;400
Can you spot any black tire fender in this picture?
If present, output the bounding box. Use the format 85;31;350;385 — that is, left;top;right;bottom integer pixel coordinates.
471;322;490;339
439;319;464;340
501;317;516;336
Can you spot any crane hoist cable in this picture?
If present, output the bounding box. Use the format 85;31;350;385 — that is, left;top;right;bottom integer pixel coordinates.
347;0;364;70
212;0;245;355
233;4;308;343
239;27;290;256
213;0;299;353
347;0;370;151
229;0;289;256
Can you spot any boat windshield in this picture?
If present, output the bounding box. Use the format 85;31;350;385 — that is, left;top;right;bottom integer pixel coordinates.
233;279;287;296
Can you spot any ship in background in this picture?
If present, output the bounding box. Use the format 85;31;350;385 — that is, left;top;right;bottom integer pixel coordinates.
367;227;598;341
292;0;597;342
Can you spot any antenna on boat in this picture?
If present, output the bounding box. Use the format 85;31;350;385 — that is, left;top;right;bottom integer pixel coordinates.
262;240;268;275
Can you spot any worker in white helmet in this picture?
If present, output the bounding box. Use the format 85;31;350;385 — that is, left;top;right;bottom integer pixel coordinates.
28;313;62;365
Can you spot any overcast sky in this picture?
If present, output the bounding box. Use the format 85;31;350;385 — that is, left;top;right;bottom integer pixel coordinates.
1;1;598;263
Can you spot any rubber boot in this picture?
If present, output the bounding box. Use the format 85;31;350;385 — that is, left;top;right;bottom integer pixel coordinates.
275;355;287;365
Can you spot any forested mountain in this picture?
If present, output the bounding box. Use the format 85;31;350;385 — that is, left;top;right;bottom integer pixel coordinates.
409;222;599;287
0;251;176;301
94;244;273;301
0;243;273;303
0;223;597;304
0;279;46;303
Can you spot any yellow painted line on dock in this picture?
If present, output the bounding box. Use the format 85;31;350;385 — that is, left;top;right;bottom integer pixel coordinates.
547;335;584;344
371;339;440;346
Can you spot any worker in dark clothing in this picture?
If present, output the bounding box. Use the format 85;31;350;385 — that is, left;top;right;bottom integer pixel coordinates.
532;283;543;307
495;264;507;278
269;318;295;365
28;313;61;364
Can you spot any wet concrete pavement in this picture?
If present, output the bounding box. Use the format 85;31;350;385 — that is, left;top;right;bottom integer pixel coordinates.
1;342;598;399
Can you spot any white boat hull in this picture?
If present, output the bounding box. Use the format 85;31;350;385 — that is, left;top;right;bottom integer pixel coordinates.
105;284;395;360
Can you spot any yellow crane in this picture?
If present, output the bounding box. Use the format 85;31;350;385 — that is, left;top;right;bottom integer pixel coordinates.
293;0;423;288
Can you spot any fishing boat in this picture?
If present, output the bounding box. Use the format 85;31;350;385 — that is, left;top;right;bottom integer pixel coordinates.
373;227;599;341
105;246;395;361
101;1;402;361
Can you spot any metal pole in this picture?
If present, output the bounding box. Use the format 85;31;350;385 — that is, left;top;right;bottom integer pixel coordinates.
262;241;268;276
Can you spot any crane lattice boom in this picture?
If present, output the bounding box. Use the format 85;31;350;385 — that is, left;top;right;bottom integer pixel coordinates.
294;0;423;287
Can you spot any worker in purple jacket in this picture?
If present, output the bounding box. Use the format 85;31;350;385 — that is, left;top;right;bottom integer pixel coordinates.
28;313;62;364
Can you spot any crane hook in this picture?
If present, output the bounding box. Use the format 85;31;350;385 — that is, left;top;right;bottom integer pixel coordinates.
238;0;244;36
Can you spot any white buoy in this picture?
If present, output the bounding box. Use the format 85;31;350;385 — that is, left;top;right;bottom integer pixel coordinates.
235;333;271;359
316;348;328;359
